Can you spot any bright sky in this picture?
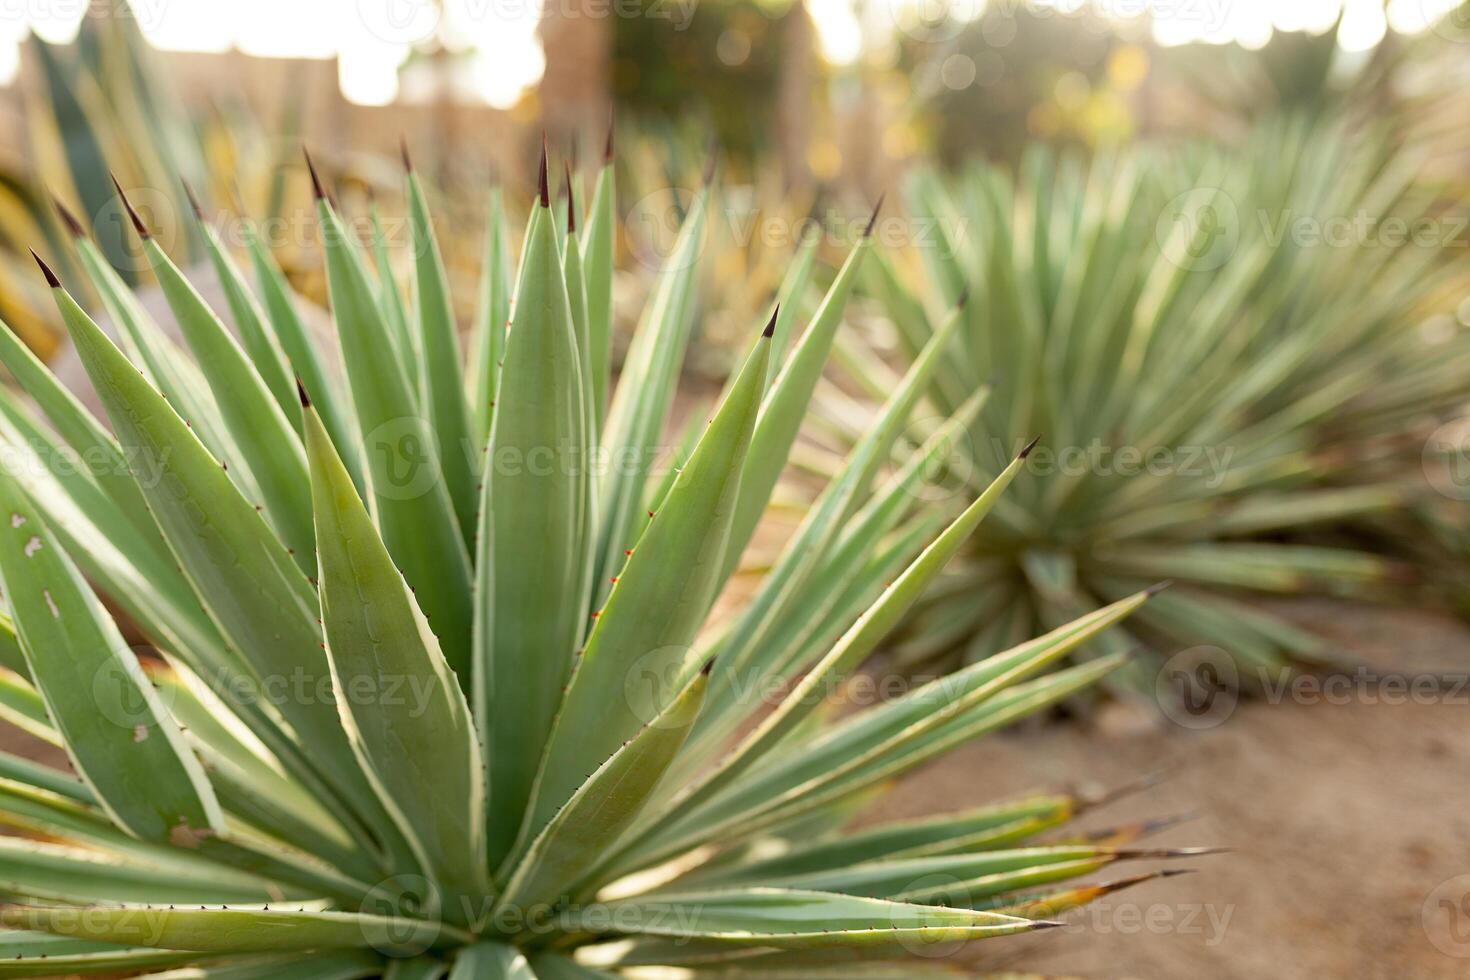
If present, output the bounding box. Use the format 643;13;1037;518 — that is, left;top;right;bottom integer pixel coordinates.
0;0;1461;105
0;0;546;107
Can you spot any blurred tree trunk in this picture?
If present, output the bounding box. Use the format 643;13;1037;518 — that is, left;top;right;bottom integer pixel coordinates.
777;0;814;191
540;0;612;141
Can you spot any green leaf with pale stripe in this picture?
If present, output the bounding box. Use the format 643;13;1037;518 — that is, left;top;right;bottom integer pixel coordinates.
314;189;474;680
68;228;241;488
499;665;708;910
448;943;534;980
0;317;155;538
559;888;1045;948
658;448;1033;828
135;231;314;569
0;460;223;845
406;167;478;539
524;326;768;853
305;398;488;917
192;206;299;430
593;186;708;599
0;929;206;977
580;160;615;432
239;215;364;490
0;836;273;906
721;233;872;585
478;191;590;870
469;187;512;444
370;203;419;372
42;277;393;858
0;905;465;954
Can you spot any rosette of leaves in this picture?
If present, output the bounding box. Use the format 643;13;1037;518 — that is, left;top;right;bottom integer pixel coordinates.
0;133;1204;977
831;115;1470;686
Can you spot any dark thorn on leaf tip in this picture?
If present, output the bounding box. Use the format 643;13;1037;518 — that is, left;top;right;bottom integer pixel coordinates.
400;136;413;173
296;378;311;408
763;305;779;339
110;175;150;238
303;147;326;200
955;286;971;309
864;194;885;237
30;249;60;288
605;111;615;163
1031;920;1066;930
537;133;550;208
181;179;205;220
1019;435;1041;459
50;195;85;238
1145;580;1173;597
564;162;577;234
701;657;716;676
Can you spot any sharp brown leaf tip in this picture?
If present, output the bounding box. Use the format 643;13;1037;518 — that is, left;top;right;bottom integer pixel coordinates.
1031;920;1067;930
955;286;971;309
763;305;779;338
399;136;413;172
110;174;150;238
538;133;550;208
50;195;85;238
564;162;577;233
1119;846;1228;859
701;657;715;676
1145;580;1174;597
604;112;615;163
1095;872;1162;893
302;147;326;200
296;377;311;408
181;179;204;220
864;193;885;237
1081;768;1173;811
30;249;60;288
1020;435;1042;459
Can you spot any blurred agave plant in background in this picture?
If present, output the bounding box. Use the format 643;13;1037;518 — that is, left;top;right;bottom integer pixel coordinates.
0;127;1212;976
820;114;1470;689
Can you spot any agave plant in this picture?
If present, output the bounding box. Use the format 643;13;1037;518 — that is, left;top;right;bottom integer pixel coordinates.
0;133;1204;977
830;114;1470;685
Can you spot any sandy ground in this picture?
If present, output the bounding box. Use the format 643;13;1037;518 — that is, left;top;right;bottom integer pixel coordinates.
860;597;1470;979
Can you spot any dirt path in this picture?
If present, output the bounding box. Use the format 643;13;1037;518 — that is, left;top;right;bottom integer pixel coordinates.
868;598;1470;979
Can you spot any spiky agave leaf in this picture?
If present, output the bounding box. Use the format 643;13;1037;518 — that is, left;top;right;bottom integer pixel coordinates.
835;113;1470;687
0;137;1205;976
